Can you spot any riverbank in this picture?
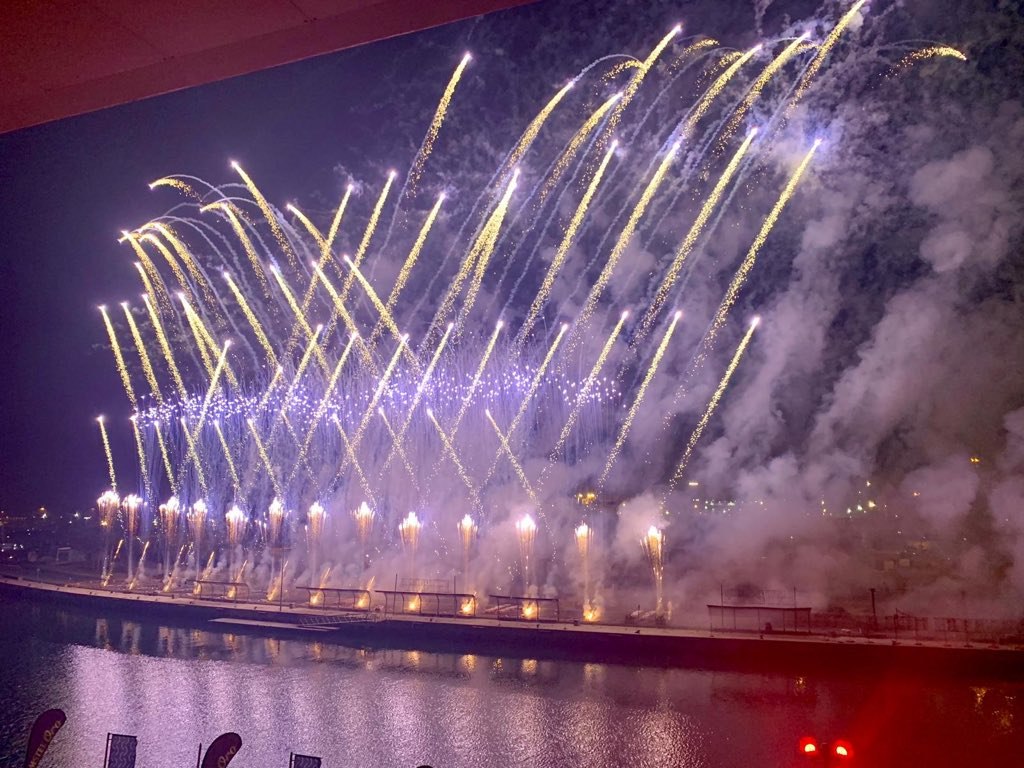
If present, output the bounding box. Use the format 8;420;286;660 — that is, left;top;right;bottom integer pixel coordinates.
3;574;1023;679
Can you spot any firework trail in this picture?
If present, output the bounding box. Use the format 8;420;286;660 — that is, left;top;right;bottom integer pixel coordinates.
600;311;682;488
121;303;163;403
544;312;628;473
482;323;568;487
572;142;680;342
428;409;481;508
97;416;117;491
670;316;759;489
138;233;192;301
789;0;868;112
341;171;396;301
888;45;967;77
538;92;621;204
232;161;297;268
379;409;419;489
343;255;417;369
213;421;241;494
99;306;137;410
149;176;200;198
516;514;538;590
154;421;178;496
575;522;594;619
602;25;681;141
371;193;445;348
141;294;187;398
407;53;472;195
457;173;519;327
696;141;819;370
203;202;271;295
130;415;151;500
636;131;757;342
179;416;209;494
485;409;539;506
224;272;278;366
139;222;219;309
121;232;171;311
457;514;476;578
517;142;618;346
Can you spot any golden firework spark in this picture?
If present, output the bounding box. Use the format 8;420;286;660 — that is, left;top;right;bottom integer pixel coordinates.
382;323;453;472
158;496;181;544
599;311;682;487
457;172;519;326
670;317;758;488
506;80;576;171
457;514;477;577
130;415;152;499
684;44;760;136
717;36;809;151
232;161;297;267
247;418;282;497
96;415;117;491
138;232;192;300
889;45;967;77
519;142;617;345
574;142;680;336
192;340;230;441
371;193;445;347
121;231;171;311
790;0;867;110
332;417;375;503
311;262;376;372
696;141;818;369
202;201;271;295
307;501;327;546
148;176;199;198
99;305;137;410
139;222;219;310
378;409;419;490
269;265;330;373
485;410;539;505
450;320;503;436
223;271;278;367
213;421;241;494
153;420;178;496
483;323;568;487
539;92;621;203
638;130;757;340
121;302;163;403
427;409;481;506
343;255;418;370
341;171;397;302
408;52;472;192
179;416;209;495
142;293;187;399
546;312;627;469
604;25;681;139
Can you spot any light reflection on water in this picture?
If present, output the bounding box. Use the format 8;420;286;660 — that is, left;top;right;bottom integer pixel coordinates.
0;601;1020;768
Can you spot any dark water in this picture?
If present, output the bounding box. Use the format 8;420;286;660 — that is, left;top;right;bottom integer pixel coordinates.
1;599;1021;768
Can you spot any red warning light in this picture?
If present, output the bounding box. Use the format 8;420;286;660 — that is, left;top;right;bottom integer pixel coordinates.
798;736;819;756
833;740;854;759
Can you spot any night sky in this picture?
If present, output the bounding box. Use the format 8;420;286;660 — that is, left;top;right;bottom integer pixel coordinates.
1;0;1022;617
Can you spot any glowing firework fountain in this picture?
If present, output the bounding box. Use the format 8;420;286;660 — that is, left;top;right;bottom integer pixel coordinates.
516;514;537;593
121;494;142;583
353;501;375;569
307;501;327;585
158;496;181;583
399;511;422;579
96;490;119;582
642;526;666;617
225;504;247;581
266;498;289;602
187;500;208;584
575;522;596;621
457;514;477;584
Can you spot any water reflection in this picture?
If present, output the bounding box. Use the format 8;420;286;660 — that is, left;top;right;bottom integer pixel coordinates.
0;601;1021;768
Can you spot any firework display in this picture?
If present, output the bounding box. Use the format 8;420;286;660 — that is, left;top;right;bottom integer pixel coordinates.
86;3;966;617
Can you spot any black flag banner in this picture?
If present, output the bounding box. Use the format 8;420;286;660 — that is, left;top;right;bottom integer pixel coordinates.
22;708;66;768
104;733;137;768
200;732;242;768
